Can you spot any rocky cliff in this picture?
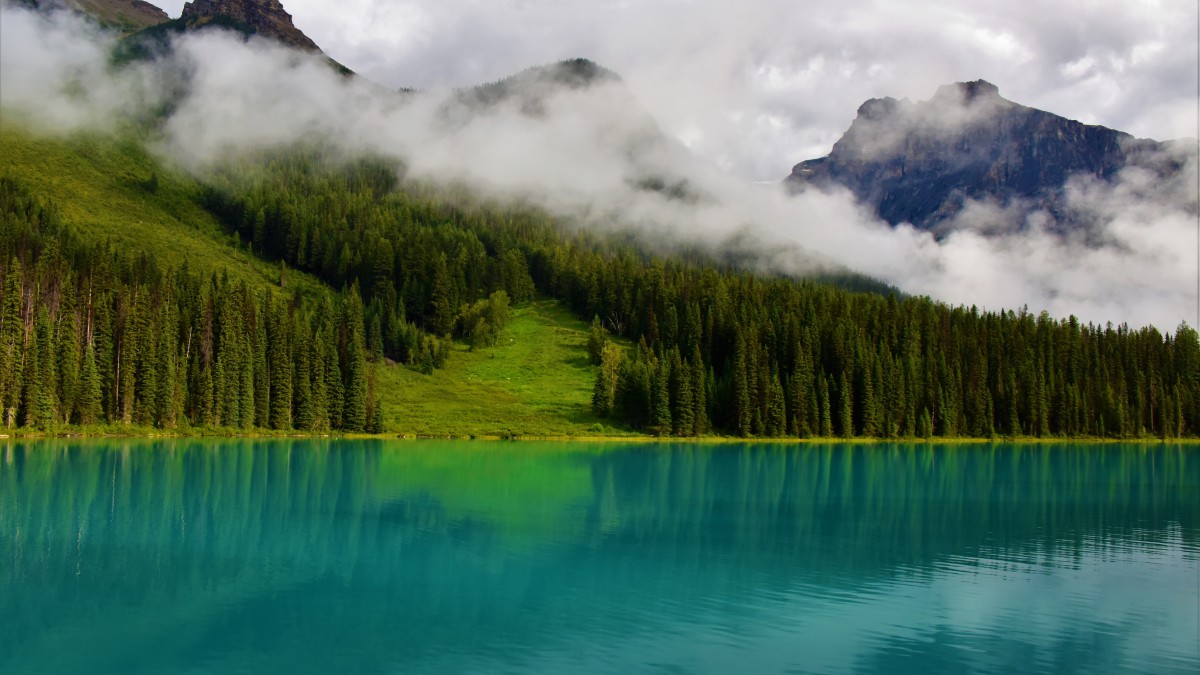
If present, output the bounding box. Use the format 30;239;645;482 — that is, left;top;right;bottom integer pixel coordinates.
786;80;1180;234
179;0;320;52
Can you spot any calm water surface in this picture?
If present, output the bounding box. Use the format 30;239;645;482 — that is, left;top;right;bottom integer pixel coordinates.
2;440;1197;674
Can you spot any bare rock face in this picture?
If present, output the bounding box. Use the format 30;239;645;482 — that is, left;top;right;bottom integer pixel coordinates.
786;80;1178;235
180;0;321;52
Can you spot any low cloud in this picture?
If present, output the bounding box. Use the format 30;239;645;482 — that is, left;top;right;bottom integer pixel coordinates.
142;0;1199;182
1;5;1196;332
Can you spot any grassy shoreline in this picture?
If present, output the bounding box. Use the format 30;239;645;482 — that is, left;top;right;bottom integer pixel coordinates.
3;426;1196;444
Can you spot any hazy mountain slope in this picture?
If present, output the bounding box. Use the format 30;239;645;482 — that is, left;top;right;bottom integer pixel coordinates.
786;80;1186;235
178;0;319;52
20;0;168;34
119;0;352;73
0;124;328;297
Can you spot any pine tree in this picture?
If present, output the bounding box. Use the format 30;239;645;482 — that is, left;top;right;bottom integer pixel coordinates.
116;291;138;425
733;338;751;437
310;328;330;431
430;253;455;336
367;395;385;434
671;349;695;436
592;343;622;417
652;360;672;437
56;281;81;424
133;285;157;426
818;373;833;437
268;302;293;430
766;371;786;437
293;315;315;430
691;346;708;435
341;288;368;432
253;296;270;427
324;329;343;430
587;315;607;365
838;372;854;438
238;337;255;431
78;342;102;426
0;258;24;421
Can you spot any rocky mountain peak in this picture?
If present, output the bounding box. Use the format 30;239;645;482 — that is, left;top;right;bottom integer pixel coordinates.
786;80;1181;235
180;0;320;52
931;79;1001;105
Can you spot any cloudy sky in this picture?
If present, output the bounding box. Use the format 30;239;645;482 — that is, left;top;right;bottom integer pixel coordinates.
149;0;1198;181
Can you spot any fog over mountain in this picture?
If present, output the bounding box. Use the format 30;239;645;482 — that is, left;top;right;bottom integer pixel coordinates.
142;0;1199;183
0;2;1197;331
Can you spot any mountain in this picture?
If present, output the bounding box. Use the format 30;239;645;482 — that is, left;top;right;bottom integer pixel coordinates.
21;0;168;34
178;0;320;52
119;0;350;72
455;58;624;112
785;80;1183;234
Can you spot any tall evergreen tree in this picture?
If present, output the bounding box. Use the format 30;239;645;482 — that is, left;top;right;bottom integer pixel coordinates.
78;342;102;426
341;287;369;432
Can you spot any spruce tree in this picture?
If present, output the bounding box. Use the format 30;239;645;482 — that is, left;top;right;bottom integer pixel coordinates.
691;347;708;435
324;330;344;430
341;288;368;432
268;302;293;430
0;258;24;419
818;373;833;437
253;296;270;427
767;372;786;437
78;342;102;426
56;281;81;424
671;348;695;436
652;360;672;437
733;338;751;437
293;315;315;430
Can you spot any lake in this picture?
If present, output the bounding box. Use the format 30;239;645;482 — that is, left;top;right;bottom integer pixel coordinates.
2;440;1196;674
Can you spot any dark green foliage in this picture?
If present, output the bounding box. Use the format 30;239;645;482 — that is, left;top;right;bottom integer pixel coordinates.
456;290;511;350
341;286;369;433
0;177;380;433
587;315;607;365
267;301;293;430
78;343;102;426
6;137;1200;440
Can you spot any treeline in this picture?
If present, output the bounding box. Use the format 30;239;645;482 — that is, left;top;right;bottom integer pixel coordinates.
197;154;1199;439
0;177;384;432
200;156;535;370
580;282;1199;439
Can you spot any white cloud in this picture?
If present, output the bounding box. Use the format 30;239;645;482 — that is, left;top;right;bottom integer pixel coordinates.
145;0;1198;179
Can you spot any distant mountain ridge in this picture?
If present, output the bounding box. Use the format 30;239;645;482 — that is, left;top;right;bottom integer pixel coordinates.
786;80;1185;234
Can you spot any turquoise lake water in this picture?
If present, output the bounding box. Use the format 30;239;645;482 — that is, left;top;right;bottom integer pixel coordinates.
2;440;1197;674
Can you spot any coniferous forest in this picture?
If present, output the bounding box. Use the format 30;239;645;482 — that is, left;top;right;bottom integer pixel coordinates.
2;150;1198;438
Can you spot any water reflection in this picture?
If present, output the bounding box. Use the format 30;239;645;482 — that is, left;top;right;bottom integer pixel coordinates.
1;440;1196;674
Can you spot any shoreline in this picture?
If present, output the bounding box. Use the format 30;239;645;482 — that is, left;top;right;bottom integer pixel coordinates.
3;429;1197;445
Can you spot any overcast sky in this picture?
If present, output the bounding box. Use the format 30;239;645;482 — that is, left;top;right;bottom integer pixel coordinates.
147;0;1198;181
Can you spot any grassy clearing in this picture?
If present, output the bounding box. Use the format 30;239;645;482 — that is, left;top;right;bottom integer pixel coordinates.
376;299;639;438
0;122;327;299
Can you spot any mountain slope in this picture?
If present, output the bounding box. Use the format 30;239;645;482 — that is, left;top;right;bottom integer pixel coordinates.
178;0;319;52
0;124;328;298
785;80;1183;234
119;0;351;73
22;0;168;34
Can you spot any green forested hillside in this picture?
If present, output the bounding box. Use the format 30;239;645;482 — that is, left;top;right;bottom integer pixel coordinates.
1;122;1197;439
193;152;1200;439
0;126;328;299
